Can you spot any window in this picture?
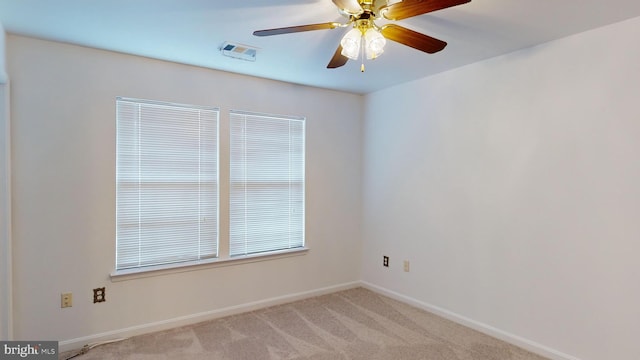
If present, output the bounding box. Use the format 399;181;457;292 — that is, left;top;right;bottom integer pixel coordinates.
229;110;305;256
116;98;219;271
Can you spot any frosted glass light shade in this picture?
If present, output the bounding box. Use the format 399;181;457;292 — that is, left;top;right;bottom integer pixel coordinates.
364;28;386;59
340;28;362;60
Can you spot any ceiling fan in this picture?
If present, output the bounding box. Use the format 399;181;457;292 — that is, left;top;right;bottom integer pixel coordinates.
253;0;471;71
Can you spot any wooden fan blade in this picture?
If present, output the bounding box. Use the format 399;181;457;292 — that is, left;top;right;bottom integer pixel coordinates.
381;24;447;54
327;44;349;69
253;22;340;36
380;0;471;21
332;0;364;15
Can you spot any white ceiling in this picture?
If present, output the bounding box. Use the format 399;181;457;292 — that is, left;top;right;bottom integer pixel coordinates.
1;0;640;94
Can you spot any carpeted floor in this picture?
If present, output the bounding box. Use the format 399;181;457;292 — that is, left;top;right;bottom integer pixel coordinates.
60;287;549;360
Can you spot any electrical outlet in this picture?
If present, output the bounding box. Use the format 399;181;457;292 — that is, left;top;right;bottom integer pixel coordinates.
403;260;410;272
383;256;389;267
93;287;107;304
61;293;73;308
93;287;106;303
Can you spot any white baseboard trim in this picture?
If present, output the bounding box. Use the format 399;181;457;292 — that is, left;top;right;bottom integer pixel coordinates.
59;281;360;352
360;281;581;360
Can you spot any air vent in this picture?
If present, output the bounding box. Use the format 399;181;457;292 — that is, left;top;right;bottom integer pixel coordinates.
220;42;258;62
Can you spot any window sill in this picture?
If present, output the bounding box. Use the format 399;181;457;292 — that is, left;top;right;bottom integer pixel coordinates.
110;247;309;282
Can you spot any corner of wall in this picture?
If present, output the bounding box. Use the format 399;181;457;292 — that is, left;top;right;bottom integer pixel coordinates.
0;20;13;340
0;22;7;84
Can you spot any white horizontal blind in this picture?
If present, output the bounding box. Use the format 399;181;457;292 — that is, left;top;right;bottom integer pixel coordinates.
230;110;305;256
116;98;218;270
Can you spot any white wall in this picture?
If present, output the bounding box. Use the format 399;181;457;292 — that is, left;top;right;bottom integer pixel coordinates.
7;35;363;347
362;16;640;360
0;21;13;341
0;21;5;85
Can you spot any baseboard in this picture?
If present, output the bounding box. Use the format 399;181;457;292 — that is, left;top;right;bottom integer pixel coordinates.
360;281;581;360
60;280;582;359
59;281;360;352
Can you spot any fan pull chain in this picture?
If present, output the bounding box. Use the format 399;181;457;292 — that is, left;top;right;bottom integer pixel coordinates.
360;35;365;72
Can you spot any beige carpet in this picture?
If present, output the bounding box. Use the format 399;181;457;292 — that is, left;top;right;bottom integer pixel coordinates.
60;287;549;360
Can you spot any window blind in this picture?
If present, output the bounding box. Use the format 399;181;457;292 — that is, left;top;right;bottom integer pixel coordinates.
229;110;305;257
116;98;219;270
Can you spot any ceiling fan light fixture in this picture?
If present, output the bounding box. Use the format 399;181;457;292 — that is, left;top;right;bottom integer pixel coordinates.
252;0;472;70
340;28;362;60
364;28;386;59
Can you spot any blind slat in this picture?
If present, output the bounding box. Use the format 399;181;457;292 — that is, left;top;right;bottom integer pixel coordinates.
116;98;219;270
229;111;305;257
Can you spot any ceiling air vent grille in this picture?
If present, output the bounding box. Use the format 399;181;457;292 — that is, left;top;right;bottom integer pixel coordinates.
220;42;257;62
